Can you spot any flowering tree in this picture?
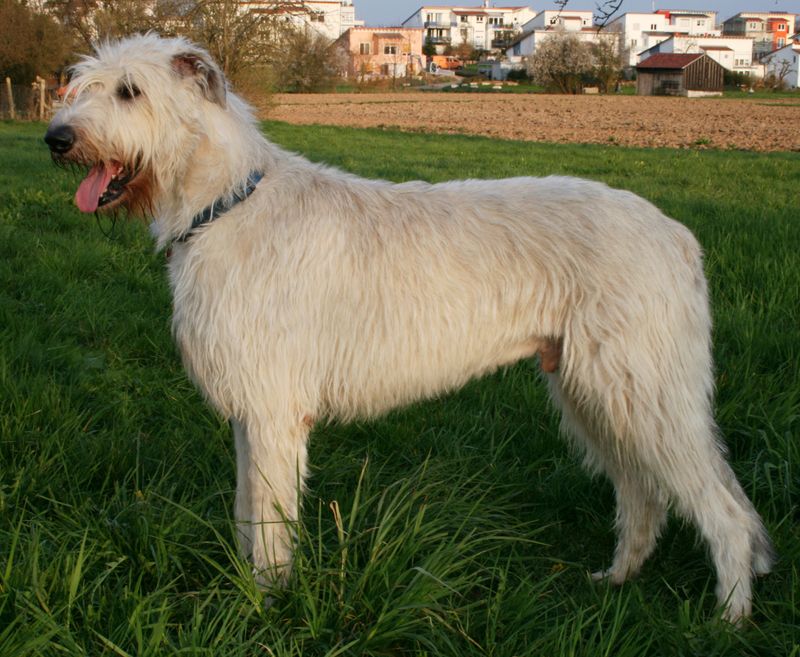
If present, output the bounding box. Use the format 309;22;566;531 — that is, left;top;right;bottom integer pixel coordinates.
529;30;593;94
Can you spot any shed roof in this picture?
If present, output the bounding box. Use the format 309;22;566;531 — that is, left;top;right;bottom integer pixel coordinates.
636;53;705;70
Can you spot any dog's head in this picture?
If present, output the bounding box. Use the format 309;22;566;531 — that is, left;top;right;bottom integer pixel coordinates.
44;33;228;217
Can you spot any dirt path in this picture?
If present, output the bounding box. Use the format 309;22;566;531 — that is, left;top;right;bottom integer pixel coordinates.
264;92;800;152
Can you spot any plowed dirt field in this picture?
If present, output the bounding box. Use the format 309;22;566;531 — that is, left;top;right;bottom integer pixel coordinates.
266;93;800;152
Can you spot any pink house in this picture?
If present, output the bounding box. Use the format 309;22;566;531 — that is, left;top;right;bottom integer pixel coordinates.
336;27;425;79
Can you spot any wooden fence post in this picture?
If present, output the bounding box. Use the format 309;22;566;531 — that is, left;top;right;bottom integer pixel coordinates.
5;77;14;120
38;77;46;121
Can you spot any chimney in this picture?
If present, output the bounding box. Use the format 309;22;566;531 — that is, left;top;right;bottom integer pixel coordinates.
483;0;490;7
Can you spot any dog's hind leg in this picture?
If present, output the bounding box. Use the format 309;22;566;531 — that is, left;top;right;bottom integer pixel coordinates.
236;413;310;586
717;459;775;577
547;375;668;584
553;345;770;622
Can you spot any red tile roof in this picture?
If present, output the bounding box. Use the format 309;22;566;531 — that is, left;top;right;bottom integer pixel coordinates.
636;53;705;69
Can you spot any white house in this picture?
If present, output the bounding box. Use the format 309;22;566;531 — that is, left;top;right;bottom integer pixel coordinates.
722;12;796;60
248;0;363;40
525;9;594;31
763;41;800;88
401;2;535;52
504;10;616;63
638;35;760;76
606;9;719;66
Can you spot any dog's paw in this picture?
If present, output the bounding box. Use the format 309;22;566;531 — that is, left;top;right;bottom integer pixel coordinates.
591;568;626;585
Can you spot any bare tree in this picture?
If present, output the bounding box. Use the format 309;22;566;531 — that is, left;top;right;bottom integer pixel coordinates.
552;0;625;30
272;26;341;92
44;0;162;51
763;53;796;90
176;0;283;80
594;0;623;29
37;1;346;93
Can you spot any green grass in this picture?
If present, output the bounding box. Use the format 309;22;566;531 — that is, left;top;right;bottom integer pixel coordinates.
722;88;800;100
1;119;798;656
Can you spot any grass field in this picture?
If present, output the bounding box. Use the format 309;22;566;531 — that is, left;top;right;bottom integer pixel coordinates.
1;120;798;656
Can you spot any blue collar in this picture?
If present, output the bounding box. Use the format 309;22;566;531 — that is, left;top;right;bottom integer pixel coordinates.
177;170;264;243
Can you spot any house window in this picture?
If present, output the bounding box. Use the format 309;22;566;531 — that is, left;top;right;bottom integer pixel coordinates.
476;16;483;22
630;38;637;46
310;12;324;22
460;15;468;22
360;43;370;55
650;23;657;30
384;45;398;55
550;17;557;25
488;17;501;26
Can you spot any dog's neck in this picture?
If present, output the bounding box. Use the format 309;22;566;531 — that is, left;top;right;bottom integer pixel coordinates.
150;95;279;249
176;169;265;243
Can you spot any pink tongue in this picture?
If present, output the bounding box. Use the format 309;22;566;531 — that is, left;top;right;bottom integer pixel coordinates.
75;163;114;213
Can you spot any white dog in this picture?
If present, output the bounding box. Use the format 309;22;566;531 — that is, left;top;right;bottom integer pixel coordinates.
44;34;772;622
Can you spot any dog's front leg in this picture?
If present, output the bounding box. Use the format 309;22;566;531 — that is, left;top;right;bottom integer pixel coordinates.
234;413;310;586
231;419;254;559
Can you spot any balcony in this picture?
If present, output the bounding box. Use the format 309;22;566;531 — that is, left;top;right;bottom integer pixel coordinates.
491;38;514;49
424;20;453;28
425;27;452;44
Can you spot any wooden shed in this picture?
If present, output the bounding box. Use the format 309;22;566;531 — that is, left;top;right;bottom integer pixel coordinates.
636;53;724;97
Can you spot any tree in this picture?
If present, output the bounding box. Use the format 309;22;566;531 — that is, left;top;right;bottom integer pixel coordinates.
529;30;593;94
44;0;163;52
590;35;624;93
763;53;795;91
176;0;281;81
272;26;342;92
0;0;71;80
37;1;345;93
166;1;346;91
553;0;624;29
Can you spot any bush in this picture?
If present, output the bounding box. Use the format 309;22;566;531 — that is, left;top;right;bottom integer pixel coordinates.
506;68;530;82
724;69;753;89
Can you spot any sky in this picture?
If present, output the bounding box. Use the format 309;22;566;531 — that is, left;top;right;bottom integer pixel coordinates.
355;0;800;27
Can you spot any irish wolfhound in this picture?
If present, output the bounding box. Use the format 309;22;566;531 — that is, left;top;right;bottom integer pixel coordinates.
44;34;772;622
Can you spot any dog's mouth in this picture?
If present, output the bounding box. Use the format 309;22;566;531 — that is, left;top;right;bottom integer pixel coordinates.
75;159;141;213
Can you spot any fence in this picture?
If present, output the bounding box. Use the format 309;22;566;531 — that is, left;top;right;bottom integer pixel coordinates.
1;77;56;121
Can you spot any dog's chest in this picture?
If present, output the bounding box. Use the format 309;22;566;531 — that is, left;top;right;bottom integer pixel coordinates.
166;245;242;414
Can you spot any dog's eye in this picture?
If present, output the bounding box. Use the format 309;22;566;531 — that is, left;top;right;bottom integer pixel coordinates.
117;82;141;101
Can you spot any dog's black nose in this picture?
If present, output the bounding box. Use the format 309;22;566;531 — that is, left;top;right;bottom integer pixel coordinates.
44;125;76;154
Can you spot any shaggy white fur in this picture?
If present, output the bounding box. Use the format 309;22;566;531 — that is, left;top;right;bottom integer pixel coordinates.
45;34;773;623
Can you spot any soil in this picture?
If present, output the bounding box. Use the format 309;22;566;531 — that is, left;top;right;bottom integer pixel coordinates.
264;92;800;152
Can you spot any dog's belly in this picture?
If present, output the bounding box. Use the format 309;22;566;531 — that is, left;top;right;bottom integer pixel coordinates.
318;319;559;421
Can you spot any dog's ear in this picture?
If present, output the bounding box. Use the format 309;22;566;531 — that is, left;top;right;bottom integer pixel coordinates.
171;51;227;108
